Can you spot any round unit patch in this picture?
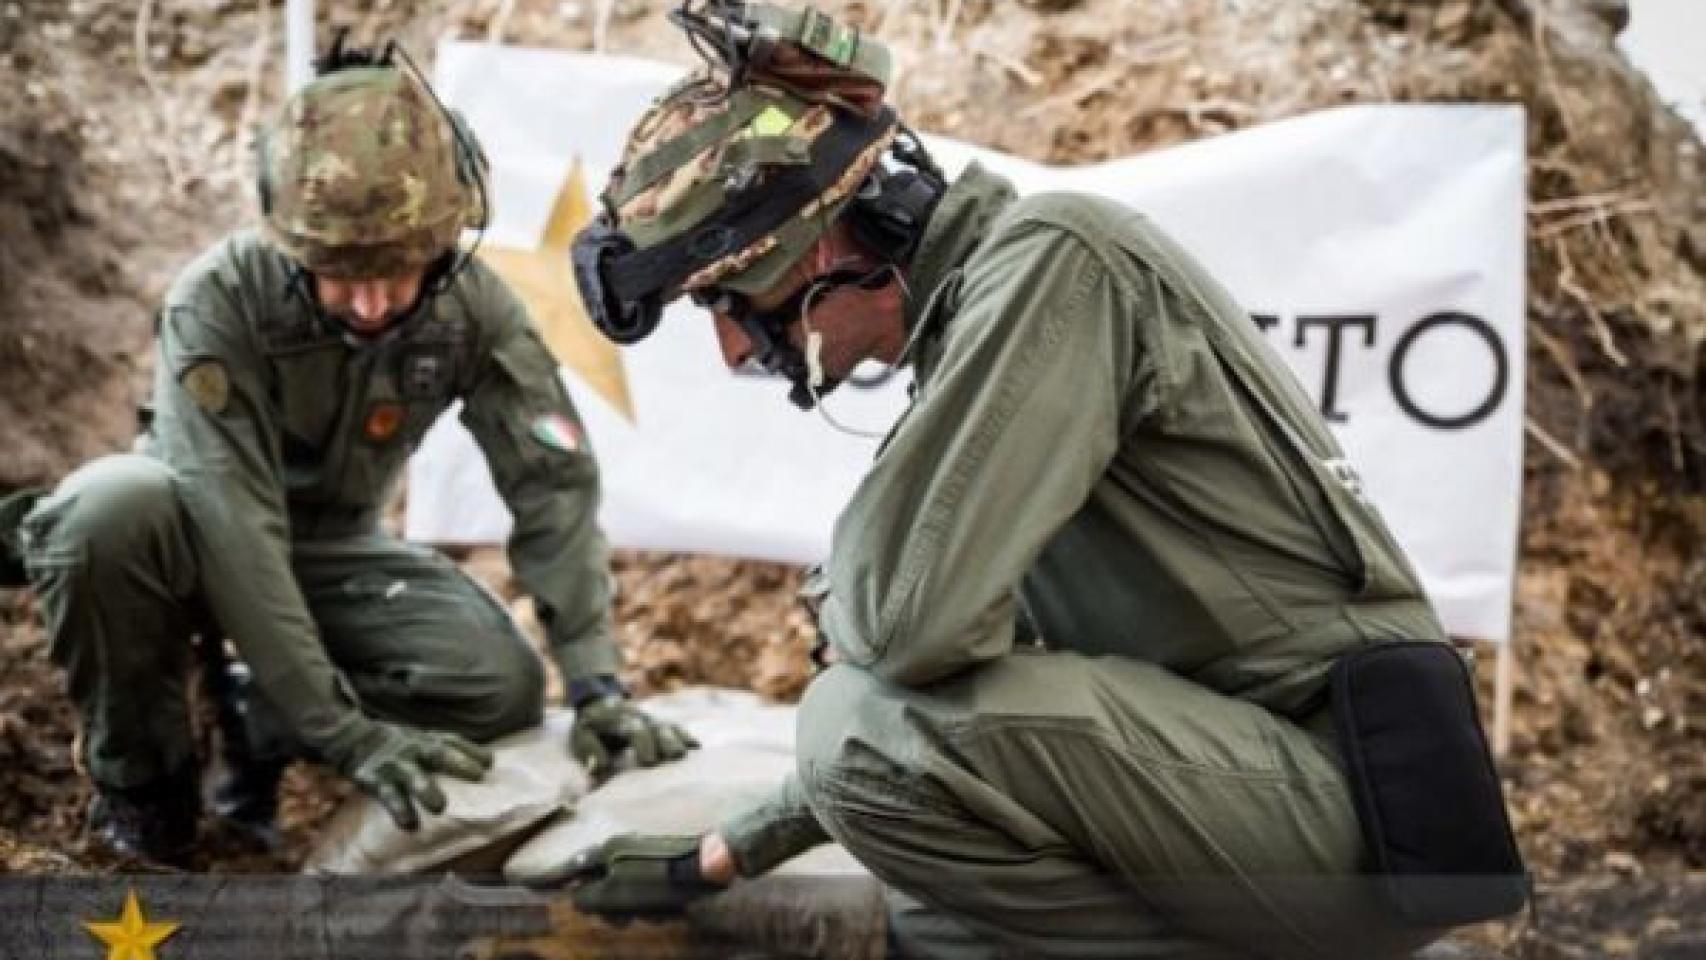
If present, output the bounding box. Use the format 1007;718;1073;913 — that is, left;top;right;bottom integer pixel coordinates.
180;360;230;414
365;401;406;443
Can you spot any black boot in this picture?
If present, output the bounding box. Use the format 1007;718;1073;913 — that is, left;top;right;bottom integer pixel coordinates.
211;757;287;853
201;645;291;853
88;765;201;867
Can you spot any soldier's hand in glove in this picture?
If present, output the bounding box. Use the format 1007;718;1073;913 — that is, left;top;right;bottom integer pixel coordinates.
533;833;728;922
569;693;699;777
335;721;493;830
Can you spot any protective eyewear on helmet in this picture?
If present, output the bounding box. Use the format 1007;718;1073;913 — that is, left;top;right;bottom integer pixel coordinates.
571;215;664;346
572;97;901;348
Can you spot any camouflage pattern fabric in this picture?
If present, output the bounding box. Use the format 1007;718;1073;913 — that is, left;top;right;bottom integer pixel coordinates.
261;66;480;278
599;44;897;297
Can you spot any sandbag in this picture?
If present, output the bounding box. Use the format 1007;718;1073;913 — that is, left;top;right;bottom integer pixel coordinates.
305;712;589;876
502;688;799;882
504;687;885;960
306;688;884;958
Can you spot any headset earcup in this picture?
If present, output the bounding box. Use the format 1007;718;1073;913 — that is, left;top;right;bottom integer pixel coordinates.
847;169;910;256
447;109;490;229
847;166;941;262
846;171;888;254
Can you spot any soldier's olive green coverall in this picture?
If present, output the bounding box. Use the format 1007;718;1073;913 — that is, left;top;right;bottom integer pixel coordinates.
720;166;1450;959
20;233;617;789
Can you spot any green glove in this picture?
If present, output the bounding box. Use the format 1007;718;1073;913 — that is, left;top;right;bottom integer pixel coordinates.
536;834;726;921
569;696;699;776
332;720;494;831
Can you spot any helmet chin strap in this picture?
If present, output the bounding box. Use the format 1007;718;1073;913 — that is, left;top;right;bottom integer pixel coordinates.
328;308;422;350
289;254;450;350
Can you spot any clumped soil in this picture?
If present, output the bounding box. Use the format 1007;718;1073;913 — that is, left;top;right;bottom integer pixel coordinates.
1;1;1701;957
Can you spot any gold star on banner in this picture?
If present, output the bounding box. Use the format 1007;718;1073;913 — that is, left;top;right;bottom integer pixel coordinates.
84;889;179;960
482;157;635;421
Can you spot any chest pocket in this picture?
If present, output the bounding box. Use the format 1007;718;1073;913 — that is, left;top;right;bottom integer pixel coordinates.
273;349;347;453
256;298;337;439
393;309;475;450
326;342;463;514
396;345;459;449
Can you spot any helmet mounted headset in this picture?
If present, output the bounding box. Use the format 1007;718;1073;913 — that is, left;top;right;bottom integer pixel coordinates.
572;1;944;409
262;29;491;348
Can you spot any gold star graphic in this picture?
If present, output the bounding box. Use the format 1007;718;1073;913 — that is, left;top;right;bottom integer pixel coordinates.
482;157;635;421
84;889;179;960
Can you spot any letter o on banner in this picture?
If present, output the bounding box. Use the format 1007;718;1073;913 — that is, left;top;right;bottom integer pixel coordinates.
1389;311;1509;430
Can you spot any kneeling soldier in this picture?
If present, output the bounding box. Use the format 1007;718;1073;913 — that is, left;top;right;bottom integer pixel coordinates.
0;37;692;866
547;4;1519;957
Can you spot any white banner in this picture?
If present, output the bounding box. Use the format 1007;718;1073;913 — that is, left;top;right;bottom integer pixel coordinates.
413;43;1526;643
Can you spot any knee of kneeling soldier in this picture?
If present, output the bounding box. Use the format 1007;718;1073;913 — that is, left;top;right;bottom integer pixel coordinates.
794;665;929;818
28;455;183;561
431;641;547;743
478;646;547;740
795;664;891;764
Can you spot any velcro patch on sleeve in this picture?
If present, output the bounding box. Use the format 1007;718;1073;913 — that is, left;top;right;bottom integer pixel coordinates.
179;359;230;414
530;413;583;453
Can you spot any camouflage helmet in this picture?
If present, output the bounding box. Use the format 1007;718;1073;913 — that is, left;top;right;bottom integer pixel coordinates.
574;3;902;344
259;64;486;279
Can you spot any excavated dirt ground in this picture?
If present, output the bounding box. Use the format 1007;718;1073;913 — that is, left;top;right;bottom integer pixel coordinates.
1;1;1701;957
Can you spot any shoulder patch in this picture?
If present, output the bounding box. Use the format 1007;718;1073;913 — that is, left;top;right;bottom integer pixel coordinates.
530;413;583;453
180;360;230;414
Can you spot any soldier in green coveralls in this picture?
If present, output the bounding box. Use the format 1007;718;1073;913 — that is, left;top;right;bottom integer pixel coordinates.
546;4;1475;958
0;40;692;866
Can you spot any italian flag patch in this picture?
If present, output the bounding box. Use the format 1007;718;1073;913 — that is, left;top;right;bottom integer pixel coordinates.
531;413;583;453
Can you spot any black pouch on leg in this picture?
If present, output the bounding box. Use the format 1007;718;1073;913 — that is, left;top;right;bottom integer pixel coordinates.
1330;640;1529;926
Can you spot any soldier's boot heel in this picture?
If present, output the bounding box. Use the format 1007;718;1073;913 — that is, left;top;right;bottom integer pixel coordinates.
0;486;46;586
87;765;201;868
211;757;288;853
